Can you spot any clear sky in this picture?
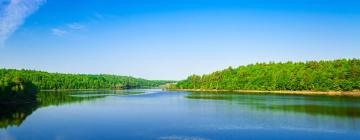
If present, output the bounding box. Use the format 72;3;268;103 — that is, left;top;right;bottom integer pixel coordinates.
0;0;360;80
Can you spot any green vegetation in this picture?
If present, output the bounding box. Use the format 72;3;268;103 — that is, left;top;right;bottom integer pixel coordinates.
0;76;38;128
175;59;360;91
0;69;174;90
0;76;37;95
0;76;38;104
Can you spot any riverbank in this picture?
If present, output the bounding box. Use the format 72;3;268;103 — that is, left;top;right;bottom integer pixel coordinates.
170;89;360;97
40;88;158;92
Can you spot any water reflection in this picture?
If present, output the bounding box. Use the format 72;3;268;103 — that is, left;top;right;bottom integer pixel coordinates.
0;91;111;128
37;91;107;107
186;92;360;118
0;102;37;128
1;90;359;139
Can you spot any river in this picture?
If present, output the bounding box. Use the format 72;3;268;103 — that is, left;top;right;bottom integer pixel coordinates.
1;89;359;140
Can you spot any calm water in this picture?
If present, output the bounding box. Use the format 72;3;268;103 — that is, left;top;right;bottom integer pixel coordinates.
1;89;360;140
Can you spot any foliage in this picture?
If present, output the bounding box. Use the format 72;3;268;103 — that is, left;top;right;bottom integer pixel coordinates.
0;76;38;128
0;69;174;90
176;59;360;91
0;76;38;100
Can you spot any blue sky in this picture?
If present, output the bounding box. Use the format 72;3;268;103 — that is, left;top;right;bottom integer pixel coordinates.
0;0;360;80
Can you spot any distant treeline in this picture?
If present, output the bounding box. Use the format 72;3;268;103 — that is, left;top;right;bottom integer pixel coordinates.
174;59;360;91
0;69;174;92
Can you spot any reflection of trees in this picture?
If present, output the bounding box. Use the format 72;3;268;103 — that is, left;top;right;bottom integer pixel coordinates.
0;101;38;128
37;91;106;107
0;91;105;128
254;104;360;118
0;88;38;128
186;92;360;118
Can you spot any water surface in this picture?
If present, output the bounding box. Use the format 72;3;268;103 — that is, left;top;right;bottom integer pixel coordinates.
1;89;360;140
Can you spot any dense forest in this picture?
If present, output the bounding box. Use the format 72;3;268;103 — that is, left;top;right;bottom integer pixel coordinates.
174;59;360;91
0;76;38;95
0;69;174;91
0;76;38;104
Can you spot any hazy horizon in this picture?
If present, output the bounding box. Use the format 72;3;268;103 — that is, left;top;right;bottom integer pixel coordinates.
1;0;360;80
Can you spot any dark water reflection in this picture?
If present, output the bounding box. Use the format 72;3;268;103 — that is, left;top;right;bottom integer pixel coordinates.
0;102;37;128
186;92;360;118
0;90;141;129
0;90;360;140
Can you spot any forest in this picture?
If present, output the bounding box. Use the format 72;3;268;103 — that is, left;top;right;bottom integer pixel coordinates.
0;69;173;93
174;59;360;91
0;76;37;95
0;76;38;103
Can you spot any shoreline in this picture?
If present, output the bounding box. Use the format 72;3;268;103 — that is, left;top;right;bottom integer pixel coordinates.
40;89;119;91
170;89;360;97
39;88;156;92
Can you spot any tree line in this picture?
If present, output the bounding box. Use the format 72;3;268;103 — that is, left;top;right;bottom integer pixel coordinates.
174;59;360;91
0;69;174;93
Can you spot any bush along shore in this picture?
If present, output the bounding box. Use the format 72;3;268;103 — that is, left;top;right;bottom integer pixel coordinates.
170;59;360;96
